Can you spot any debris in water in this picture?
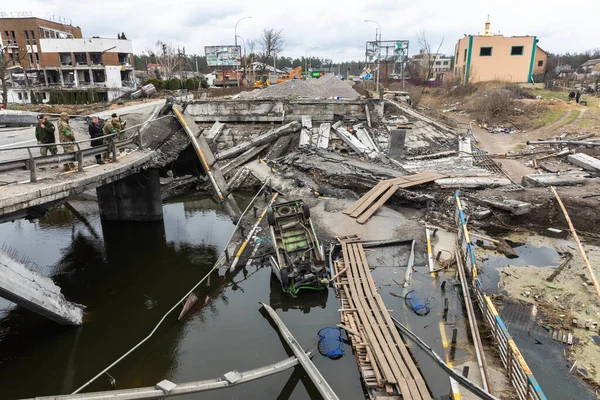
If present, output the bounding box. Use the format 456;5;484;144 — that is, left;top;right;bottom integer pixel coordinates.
404;290;431;316
317;327;344;359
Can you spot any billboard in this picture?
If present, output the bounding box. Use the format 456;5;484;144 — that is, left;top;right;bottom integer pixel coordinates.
205;45;242;67
366;40;409;62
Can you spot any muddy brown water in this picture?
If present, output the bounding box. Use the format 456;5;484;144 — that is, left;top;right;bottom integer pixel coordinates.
0;192;469;400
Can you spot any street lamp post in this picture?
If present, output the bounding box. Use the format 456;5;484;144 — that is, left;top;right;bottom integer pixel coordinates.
364;20;381;93
305;46;319;76
236;35;247;86
234;16;251;87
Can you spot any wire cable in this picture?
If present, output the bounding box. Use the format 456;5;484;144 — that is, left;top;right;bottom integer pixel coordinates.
72;179;272;394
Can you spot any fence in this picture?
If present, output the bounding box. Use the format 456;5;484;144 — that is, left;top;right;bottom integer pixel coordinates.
0;115;173;183
454;190;547;400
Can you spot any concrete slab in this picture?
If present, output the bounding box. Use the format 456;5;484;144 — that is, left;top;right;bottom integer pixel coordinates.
0;251;84;325
481;199;532;215
316;124;329;149
388;129;407;161
332;121;378;159
522;172;590;187
568;153;600;172
435;177;512;189
300;116;312;147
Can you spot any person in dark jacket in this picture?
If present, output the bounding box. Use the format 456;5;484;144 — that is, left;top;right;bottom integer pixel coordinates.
88;116;105;164
35;114;58;156
576;90;581;104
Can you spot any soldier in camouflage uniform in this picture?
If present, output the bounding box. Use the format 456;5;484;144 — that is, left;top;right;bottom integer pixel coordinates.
58;112;76;171
102;117;118;161
111;113;127;141
35;114;58;157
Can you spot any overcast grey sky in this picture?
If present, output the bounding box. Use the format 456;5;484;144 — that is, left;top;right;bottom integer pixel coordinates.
5;0;600;61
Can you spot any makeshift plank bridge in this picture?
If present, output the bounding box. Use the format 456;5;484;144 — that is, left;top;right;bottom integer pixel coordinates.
343;171;446;224
335;240;432;400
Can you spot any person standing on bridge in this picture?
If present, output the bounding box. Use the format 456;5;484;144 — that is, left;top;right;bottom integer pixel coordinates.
102;116;119;161
35;114;58;157
88;116;105;165
112;113;126;154
58;112;76;171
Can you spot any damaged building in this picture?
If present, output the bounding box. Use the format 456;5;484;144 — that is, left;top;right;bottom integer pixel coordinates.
0;12;136;104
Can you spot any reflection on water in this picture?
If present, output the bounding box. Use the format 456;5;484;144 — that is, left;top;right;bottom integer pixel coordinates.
0;192;364;400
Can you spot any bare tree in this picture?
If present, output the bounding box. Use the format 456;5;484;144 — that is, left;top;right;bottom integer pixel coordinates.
260;28;285;64
0;53;8;108
147;41;185;80
416;30;444;84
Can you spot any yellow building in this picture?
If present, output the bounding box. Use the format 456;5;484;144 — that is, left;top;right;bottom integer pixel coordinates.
454;19;547;83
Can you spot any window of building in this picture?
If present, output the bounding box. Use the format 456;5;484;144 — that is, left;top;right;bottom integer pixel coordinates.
24;92;28;100
35;53;39;64
118;53;131;65
24;30;30;45
435;61;441;65
443;61;449;65
74;53;87;66
17;93;22;100
538;60;544;67
28;53;34;65
59;53;73;66
479;47;492;56
42;92;47;100
89;52;103;65
30;31;36;45
463;49;467;62
510;46;524;56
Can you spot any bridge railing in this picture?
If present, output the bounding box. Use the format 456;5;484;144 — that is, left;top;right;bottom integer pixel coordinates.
0;115;173;183
454;190;547;400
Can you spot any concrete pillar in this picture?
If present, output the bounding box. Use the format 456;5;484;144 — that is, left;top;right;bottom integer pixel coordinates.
0;251;84;325
96;168;163;221
59;69;65;86
43;69;49;86
89;68;94;85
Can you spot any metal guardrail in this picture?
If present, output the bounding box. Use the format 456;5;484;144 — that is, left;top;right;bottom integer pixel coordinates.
0;115;173;183
454;191;547;400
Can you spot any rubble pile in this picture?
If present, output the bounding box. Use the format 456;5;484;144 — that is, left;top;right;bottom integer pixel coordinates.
238;75;360;100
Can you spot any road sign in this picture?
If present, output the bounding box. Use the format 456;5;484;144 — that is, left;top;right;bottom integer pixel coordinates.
366;68;372;74
365;73;372;80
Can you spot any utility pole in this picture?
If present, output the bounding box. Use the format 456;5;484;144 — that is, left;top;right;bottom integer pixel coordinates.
365;20;381;93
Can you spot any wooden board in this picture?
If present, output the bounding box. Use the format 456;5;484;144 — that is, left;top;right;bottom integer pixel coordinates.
344;171;446;223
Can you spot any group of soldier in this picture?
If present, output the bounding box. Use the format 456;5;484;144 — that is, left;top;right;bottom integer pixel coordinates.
34;113;126;171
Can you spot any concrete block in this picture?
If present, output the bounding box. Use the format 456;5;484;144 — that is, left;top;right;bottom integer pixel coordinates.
388;129;407;160
568;153;600;172
355;127;379;152
522;172;590;187
332;121;378;159
0;251;84;325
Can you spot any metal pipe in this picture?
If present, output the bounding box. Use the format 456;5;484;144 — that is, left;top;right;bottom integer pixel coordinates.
456;248;492;392
526;140;600;147
260;302;340;400
390;316;500;400
32;353;310;400
230;192;279;270
172;108;224;201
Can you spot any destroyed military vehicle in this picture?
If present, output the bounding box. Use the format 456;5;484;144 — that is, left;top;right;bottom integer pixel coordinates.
267;200;329;295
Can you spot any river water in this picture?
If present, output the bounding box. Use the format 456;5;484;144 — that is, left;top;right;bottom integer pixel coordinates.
0;193;366;399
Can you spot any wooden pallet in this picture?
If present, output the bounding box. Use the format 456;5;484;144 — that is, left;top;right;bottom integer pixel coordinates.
343;171;446;224
335;242;432;400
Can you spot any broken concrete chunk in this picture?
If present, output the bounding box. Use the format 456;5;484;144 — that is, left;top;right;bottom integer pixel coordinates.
522;172;590;187
317;123;331;149
332;121;378;159
568;153;600;172
205;121;225;143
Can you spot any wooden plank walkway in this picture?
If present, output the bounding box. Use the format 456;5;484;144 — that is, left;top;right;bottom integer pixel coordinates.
336;241;432;400
342;171;446;224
